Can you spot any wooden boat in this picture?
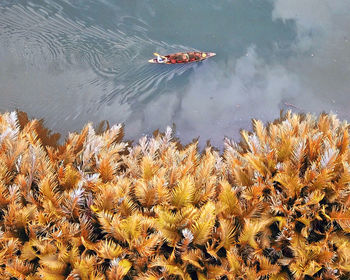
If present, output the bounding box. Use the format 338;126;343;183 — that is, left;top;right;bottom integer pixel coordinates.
148;51;216;64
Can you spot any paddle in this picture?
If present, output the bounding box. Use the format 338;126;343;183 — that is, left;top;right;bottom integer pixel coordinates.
153;52;166;59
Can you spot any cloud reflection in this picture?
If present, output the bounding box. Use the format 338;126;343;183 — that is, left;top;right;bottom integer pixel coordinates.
143;0;350;148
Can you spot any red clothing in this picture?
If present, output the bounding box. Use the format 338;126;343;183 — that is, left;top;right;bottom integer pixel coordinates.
188;52;201;61
168;53;189;63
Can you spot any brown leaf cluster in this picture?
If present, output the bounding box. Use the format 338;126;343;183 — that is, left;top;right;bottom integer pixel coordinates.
0;111;350;279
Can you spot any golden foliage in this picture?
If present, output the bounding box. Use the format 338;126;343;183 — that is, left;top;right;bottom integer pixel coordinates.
1;111;350;279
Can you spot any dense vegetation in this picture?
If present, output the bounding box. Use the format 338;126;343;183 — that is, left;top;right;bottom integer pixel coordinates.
0;111;350;279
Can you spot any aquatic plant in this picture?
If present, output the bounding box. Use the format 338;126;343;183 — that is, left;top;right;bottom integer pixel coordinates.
0;111;350;279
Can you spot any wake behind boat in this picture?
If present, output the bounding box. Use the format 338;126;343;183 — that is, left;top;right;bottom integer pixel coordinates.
148;51;216;64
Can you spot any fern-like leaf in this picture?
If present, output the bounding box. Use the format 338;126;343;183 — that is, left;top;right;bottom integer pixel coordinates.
191;202;215;245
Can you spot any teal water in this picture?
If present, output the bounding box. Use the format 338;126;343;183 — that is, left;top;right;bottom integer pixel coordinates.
1;0;350;146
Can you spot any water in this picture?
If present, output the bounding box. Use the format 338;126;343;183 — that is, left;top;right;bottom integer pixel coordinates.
1;0;350;147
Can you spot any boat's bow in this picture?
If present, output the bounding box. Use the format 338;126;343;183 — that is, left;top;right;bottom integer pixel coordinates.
205;52;216;58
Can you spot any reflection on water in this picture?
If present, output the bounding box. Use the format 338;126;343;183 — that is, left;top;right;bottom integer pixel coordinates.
0;0;350;147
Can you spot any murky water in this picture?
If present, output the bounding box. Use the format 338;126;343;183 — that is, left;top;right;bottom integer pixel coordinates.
1;0;350;147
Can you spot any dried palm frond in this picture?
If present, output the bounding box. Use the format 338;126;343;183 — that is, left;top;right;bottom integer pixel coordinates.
217;218;237;250
1;111;350;279
155;205;197;244
95;239;124;259
191;202;216;245
238;218;272;250
171;176;195;209
217;180;242;218
5;258;34;279
106;258;132;280
330;207;350;232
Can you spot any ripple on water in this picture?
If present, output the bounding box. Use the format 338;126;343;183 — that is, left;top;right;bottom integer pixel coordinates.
0;0;198;115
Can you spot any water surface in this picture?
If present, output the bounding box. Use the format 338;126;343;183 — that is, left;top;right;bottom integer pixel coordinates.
1;0;350;147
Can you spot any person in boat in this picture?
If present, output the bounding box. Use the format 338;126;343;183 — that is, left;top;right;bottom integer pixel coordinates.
156;56;165;63
156;55;166;63
188;52;204;61
176;52;207;62
154;53;168;63
173;53;189;63
168;53;190;63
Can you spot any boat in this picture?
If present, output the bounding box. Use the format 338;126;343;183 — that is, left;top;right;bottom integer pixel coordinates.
148;51;216;64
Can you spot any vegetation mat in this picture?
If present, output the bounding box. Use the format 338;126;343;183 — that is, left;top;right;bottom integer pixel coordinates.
0;111;350;279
